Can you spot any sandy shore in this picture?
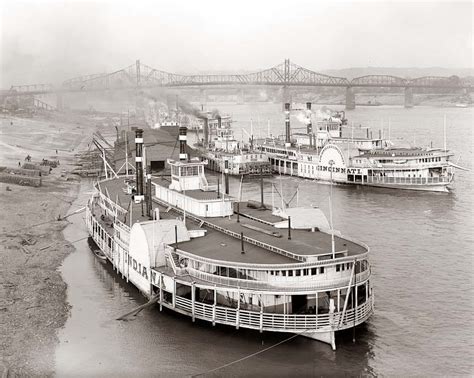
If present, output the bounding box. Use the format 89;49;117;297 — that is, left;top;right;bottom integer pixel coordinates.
0;112;104;376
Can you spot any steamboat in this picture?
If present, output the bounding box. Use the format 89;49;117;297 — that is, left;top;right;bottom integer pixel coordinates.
193;115;271;176
85;126;374;350
256;103;460;192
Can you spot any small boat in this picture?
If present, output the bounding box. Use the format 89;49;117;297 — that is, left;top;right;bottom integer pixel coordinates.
87;236;107;261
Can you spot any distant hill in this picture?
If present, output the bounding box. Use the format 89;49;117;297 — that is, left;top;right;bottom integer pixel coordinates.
319;67;474;79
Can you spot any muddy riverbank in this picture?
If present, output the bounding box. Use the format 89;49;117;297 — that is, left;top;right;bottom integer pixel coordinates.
0;112;105;376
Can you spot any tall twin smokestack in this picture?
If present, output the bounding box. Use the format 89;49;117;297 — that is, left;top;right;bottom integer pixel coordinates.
285;103;291;146
179;126;188;161
135;129;144;202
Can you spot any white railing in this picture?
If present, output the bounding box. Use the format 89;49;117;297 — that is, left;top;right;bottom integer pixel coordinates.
171;246;369;270
186;267;371;292
172;294;374;332
365;176;451;185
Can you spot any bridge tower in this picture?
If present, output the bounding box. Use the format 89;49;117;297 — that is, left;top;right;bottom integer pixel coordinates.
345;87;355;110
281;59;291;109
404;87;414;108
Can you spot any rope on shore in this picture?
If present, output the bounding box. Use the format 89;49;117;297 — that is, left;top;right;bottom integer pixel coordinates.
192;330;307;377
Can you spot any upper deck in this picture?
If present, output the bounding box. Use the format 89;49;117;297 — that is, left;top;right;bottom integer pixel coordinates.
95;176;368;268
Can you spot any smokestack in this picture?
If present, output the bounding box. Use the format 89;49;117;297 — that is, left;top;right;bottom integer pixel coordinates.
179;126;188;161
135;129;144;202
284;103;291;146
203;118;209;147
306;102;313;135
224;158;229;195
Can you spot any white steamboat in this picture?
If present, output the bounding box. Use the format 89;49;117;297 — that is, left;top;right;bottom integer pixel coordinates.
85;127;374;350
257;103;460;192
193;115;271;176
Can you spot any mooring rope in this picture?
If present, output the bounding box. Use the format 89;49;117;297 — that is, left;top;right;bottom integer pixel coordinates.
192;330;308;377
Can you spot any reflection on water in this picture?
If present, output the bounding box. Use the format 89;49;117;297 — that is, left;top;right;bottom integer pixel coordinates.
57;105;473;376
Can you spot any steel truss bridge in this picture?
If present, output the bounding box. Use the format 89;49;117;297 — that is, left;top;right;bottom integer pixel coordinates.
4;59;473;109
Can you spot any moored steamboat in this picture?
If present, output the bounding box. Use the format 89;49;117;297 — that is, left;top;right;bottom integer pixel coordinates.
85;126;374;349
256;103;461;192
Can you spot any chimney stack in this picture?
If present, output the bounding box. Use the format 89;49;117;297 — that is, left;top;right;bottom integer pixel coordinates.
306;102;313;135
284;103;291;146
135;129;145;202
179;126;188;161
224;157;229;195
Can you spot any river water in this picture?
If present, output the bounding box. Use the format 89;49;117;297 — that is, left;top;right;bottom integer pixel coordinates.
56;104;473;376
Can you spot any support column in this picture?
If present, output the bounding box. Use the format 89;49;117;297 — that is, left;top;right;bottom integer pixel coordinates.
159;273;163;311
404;87;414;108
236;287;240;329
213;286;217;326
191;282;195;322
172;277;176;308
345;87;355;110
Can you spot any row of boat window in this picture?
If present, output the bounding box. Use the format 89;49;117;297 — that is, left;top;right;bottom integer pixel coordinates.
420;157;442;163
268;263;350;277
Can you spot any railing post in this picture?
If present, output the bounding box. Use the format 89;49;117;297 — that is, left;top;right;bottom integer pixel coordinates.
191;282;195;322
236;287;240;329
159;273;163;311
260;296;264;333
213;285;217;326
172;277;176;308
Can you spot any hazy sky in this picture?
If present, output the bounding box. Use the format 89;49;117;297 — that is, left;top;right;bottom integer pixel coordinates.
0;0;472;87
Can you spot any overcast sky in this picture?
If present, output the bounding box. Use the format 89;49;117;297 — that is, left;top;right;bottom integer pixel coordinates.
0;0;472;87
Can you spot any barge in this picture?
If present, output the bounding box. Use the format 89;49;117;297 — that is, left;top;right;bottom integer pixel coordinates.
85;127;374;350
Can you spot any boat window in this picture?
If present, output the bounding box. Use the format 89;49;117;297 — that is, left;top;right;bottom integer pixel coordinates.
336;264;340;272
296;270;301;276
311;267;317;275
288;270;293;277
282;271;286;276
320;267;325;274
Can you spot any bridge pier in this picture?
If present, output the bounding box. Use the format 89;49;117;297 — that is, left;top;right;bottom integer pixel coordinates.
404;87;414;108
199;88;207;106
345;87;355;110
237;88;245;104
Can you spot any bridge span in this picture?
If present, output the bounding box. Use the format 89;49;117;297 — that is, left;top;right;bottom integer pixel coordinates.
3;59;473;110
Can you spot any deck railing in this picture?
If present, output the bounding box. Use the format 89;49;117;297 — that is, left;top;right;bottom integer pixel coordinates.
186;267;370;292
365;176;451;185
172;293;374;332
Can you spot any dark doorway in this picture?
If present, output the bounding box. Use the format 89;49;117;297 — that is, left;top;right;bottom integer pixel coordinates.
291;295;307;314
150;160;165;173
